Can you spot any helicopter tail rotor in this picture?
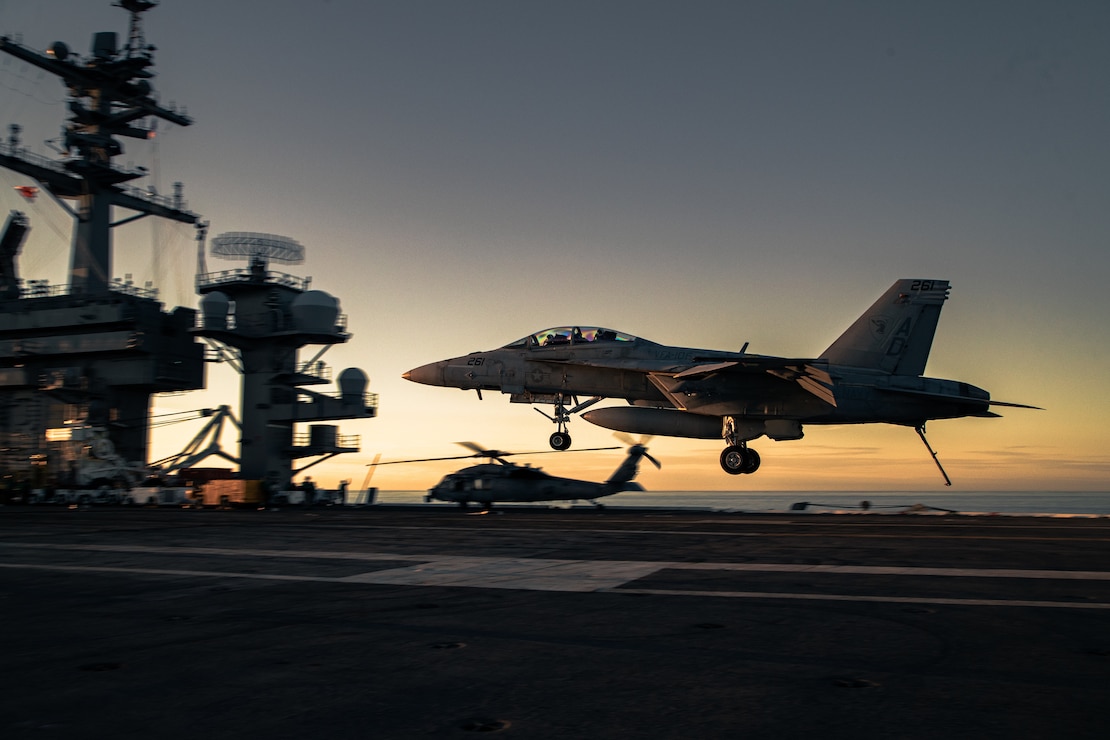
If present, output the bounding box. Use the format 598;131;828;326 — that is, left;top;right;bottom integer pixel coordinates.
614;433;660;469
606;434;661;487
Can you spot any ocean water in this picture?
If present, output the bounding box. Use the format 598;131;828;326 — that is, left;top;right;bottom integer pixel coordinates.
363;490;1110;516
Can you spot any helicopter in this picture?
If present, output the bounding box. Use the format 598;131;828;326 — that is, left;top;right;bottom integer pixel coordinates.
367;436;660;509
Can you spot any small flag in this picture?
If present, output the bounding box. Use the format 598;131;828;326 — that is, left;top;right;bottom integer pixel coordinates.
14;185;38;202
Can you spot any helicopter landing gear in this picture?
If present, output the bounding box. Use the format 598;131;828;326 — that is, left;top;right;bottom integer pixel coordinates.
720;444;761;475
536;395;602;450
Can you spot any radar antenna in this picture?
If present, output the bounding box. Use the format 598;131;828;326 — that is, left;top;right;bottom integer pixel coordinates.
117;1;158;58
210;232;305;265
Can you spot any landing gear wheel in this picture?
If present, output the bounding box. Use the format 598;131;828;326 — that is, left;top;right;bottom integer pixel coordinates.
720;446;760;475
741;448;761;474
721;446;746;475
549;431;572;451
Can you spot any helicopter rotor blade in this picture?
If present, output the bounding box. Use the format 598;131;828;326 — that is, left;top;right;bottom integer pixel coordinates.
613;432;660;468
457;441;494;456
366;453;486;466
615;432;654;447
457;442;620;458
456;442;517;461
502;446;621;456
360;453;383;490
367;445;623;468
614;431;636;447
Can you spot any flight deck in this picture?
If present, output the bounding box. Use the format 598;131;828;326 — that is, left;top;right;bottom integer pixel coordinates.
2;507;1108;738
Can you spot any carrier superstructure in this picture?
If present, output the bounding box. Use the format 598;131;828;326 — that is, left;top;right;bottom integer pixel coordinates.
0;1;375;496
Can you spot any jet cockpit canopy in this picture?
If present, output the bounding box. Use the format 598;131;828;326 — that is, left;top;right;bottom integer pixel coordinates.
503;326;639;349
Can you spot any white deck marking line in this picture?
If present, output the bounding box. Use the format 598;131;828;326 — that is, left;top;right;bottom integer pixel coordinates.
0;542;431;562
673;562;1110;580
0;562;347;583
340;558;663;592
2;561;1107;609
608;588;1110;610
4;542;1110;581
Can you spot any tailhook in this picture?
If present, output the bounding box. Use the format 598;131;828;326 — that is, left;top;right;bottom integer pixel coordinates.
915;425;952;487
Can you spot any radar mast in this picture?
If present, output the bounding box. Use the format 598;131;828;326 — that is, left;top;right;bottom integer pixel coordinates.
0;0;197;294
195;233;377;491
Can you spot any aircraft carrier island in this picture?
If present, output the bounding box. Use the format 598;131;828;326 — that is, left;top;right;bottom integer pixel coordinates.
0;1;376;504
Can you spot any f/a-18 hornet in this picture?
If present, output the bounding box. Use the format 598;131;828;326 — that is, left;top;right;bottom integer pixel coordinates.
404;279;1037;483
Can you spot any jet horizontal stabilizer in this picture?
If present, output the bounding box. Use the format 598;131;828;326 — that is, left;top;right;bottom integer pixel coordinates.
878;385;1040;411
988;399;1043;410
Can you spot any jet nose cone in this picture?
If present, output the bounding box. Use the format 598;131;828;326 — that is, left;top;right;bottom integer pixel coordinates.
403;361;445;387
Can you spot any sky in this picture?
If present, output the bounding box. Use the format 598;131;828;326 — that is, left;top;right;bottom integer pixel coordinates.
1;0;1108;493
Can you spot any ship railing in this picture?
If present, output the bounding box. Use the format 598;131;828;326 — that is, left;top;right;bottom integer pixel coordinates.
16;279;64;298
193;309;349;336
11;278;158;300
297;362;333;382
0;140;65;173
108;277;159;300
0;142;186;213
196;268;311;292
116;182;194;216
292;431;362;449
293;391;379;409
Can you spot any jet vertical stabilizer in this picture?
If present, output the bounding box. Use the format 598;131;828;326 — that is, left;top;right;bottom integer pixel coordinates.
819;279;950;376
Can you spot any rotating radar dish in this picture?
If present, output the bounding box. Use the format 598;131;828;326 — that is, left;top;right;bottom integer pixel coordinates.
210;232;305;264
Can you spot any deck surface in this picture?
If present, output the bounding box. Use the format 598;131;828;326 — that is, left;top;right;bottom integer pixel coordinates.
2;506;1109;739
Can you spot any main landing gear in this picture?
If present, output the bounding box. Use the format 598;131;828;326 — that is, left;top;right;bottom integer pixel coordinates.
720;417;761;475
536;395;602;451
720;444;761;475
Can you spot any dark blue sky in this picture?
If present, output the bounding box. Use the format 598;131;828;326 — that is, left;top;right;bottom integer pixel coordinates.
2;1;1107;489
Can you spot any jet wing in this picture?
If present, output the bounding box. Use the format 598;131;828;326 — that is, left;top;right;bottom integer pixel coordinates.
667;358;836;407
539;355;837;407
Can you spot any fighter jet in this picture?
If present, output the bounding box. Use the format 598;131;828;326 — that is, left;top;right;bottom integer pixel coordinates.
403;279;1038;483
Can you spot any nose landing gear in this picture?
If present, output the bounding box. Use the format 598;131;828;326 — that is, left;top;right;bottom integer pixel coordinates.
535;395;602;450
549;430;572;451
